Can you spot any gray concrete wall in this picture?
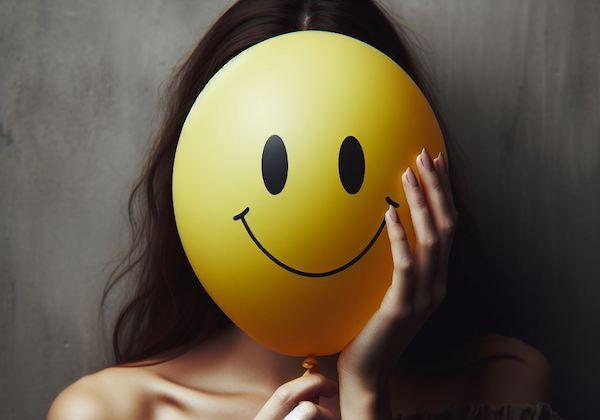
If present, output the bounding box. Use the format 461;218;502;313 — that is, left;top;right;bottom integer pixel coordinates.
1;1;598;418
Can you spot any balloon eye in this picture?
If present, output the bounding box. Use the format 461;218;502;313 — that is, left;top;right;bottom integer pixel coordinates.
338;136;365;194
262;134;288;195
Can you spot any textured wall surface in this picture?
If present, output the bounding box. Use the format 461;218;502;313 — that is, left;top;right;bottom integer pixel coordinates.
1;1;598;419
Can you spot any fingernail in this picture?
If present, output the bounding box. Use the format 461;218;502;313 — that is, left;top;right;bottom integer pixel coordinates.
438;152;448;173
419;148;434;172
387;204;399;223
284;402;313;420
404;167;418;187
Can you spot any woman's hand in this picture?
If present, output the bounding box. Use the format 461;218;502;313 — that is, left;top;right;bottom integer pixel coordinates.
253;373;338;420
337;148;459;420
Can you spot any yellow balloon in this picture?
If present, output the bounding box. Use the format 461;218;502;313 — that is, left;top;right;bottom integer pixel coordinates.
173;30;446;356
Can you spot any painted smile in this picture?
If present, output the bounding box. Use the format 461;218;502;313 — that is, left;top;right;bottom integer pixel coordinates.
232;197;399;278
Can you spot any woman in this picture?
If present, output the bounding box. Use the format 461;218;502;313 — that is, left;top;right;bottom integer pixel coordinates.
48;1;562;419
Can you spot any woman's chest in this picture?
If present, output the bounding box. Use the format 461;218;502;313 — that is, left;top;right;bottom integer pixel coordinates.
149;389;342;420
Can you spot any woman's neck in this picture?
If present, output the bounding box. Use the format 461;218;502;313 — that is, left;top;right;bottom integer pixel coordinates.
215;325;341;389
156;325;341;395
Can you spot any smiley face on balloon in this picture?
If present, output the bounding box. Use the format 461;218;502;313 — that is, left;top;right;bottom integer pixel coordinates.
172;30;445;356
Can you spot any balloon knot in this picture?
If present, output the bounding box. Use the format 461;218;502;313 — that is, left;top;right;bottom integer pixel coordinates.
302;354;318;376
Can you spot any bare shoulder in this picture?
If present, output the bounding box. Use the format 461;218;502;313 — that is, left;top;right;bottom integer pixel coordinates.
47;359;248;420
462;332;552;380
47;366;151;420
431;332;552;397
464;332;553;403
388;333;553;416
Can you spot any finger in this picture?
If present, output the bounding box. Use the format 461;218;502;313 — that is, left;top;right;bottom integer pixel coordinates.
283;401;337;420
416;148;457;301
253;374;338;420
432;152;458;301
432;152;459;282
416;148;455;235
432;152;454;211
402;164;439;311
382;204;415;314
432;151;458;216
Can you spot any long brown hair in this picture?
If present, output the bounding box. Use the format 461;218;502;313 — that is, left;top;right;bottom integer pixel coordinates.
102;0;488;366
